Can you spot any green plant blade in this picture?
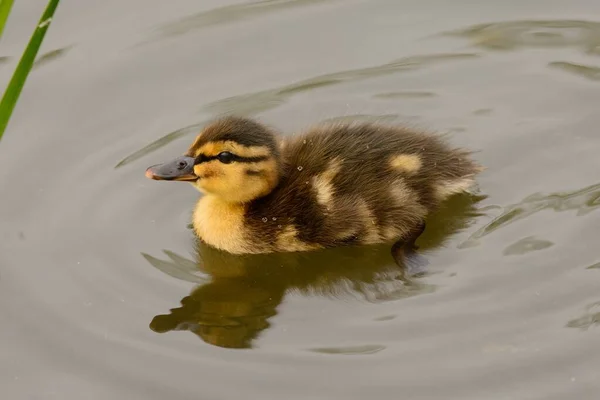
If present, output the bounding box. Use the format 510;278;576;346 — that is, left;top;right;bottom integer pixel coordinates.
0;0;15;39
0;0;61;141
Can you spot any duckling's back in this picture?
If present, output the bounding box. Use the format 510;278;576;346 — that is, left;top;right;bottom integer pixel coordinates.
246;122;481;252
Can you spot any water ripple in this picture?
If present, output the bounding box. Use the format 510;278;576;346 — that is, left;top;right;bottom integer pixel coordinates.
114;121;207;168
32;46;72;70
566;301;600;331
445;20;600;53
502;236;554;256
459;182;600;248
154;0;331;38
308;344;386;355
373;91;437;99
115;53;478;168
548;61;600;82
586;262;600;270
142;251;208;284
319;114;400;124
202;53;479;117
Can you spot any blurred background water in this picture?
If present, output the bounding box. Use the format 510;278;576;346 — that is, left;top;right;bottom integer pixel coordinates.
1;1;599;399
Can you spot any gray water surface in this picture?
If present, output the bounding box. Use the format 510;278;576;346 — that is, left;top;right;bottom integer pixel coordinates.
1;1;600;399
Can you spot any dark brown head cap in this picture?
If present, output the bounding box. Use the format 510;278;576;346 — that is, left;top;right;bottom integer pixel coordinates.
186;116;279;156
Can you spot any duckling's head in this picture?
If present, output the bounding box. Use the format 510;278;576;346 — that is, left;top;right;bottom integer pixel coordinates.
146;117;282;203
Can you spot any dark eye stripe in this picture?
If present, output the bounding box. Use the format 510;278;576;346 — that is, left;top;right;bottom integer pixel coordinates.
195;154;269;164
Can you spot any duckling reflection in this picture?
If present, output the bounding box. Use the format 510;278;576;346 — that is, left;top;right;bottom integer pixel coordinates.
148;193;484;349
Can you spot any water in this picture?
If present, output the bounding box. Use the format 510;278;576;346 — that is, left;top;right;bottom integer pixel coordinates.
1;1;600;399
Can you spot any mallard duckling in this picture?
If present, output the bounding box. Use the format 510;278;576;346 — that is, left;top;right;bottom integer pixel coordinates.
145;116;482;261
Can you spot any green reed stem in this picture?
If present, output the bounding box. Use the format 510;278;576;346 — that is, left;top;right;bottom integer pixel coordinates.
0;0;15;40
0;0;61;141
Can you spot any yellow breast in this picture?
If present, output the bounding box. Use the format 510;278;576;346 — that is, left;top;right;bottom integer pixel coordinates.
192;195;250;254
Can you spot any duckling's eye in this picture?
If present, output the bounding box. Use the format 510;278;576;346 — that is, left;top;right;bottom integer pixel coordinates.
217;151;235;164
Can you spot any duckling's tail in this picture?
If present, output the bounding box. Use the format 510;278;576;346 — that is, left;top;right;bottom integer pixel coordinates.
434;176;478;199
435;158;484;200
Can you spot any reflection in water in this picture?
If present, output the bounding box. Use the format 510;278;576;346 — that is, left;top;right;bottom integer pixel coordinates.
445;20;600;53
460;182;600;248
145;193;484;349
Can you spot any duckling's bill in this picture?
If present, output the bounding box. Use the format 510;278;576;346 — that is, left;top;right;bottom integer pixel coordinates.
145;156;197;181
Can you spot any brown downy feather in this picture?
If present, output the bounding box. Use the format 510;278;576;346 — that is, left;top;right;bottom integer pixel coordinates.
149;116;482;255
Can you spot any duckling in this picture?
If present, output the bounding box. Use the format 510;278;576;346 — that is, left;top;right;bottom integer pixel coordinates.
145;116;482;262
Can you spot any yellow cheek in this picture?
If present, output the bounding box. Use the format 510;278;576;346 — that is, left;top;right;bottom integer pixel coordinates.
192;161;274;203
194;163;221;178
